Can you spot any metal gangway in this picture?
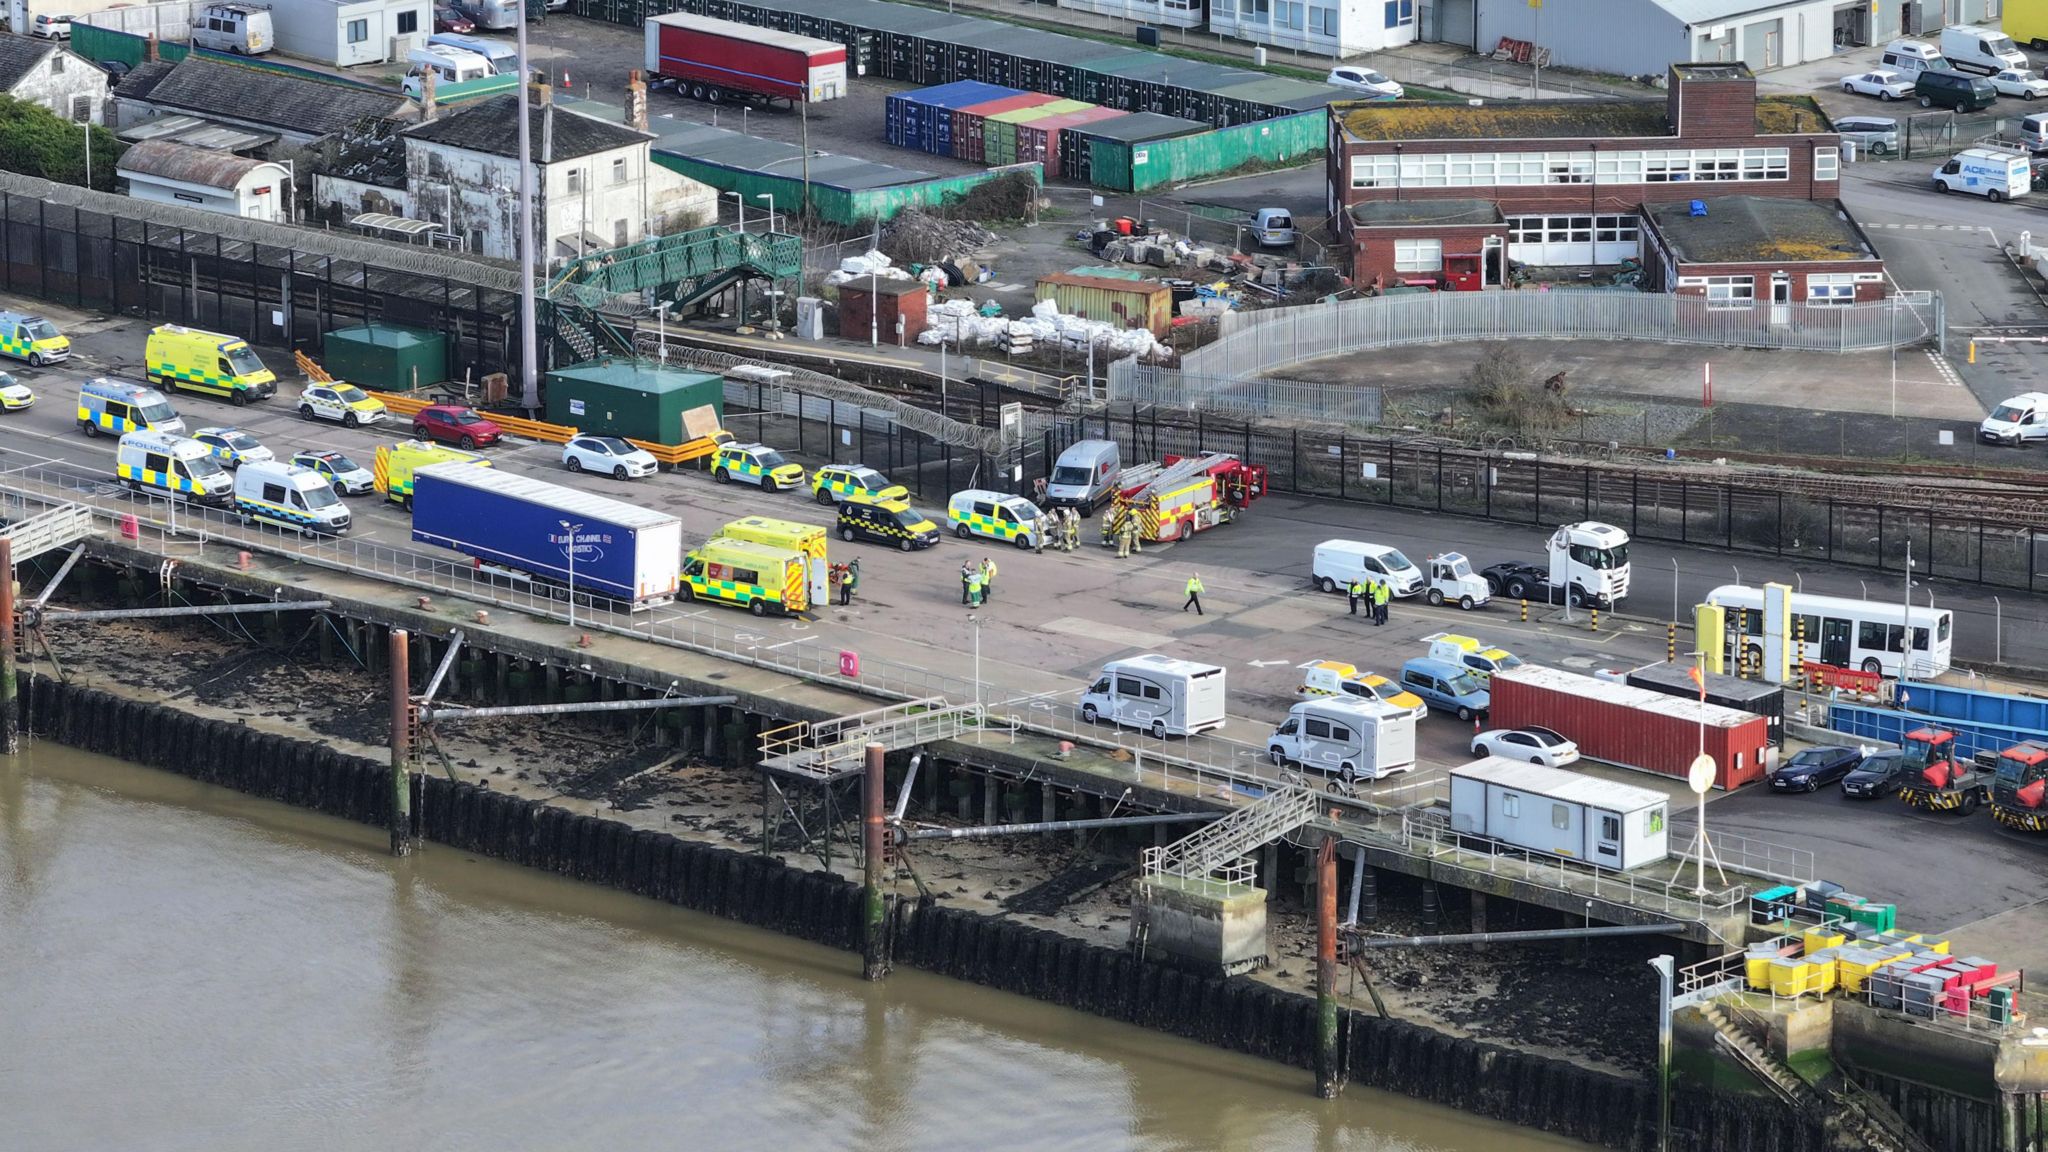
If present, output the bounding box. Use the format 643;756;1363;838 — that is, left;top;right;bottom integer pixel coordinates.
0;503;96;563
1143;783;1317;896
757;696;989;781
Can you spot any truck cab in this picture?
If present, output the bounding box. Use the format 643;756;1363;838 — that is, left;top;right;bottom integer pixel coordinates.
1992;741;2048;831
1424;552;1490;610
1266;697;1416;788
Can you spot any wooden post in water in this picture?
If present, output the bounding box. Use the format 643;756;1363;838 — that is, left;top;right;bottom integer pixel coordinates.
1;538;15;755
1315;835;1343;1099
389;628;414;857
862;741;889;981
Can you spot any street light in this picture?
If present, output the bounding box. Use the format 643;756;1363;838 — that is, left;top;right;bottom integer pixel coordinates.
755;192;776;234
653;301;672;364
559;519;582;629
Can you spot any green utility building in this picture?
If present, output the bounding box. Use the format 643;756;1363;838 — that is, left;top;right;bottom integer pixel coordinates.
322;324;448;392
545;360;725;444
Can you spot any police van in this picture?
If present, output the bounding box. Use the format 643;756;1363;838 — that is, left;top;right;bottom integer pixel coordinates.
233;461;351;536
144;324;277;404
79;378;185;437
947;489;1046;549
838;497;939;551
114;430;233;505
0;310;70;365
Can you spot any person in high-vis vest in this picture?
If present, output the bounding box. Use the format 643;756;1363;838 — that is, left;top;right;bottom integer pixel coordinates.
1065;509;1081;552
1348;578;1366;616
1373;580;1390;626
1183;573;1205;616
967;567;985;607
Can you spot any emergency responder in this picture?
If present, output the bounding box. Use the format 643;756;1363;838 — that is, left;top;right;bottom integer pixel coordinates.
1116;514;1136;559
1373;580;1390;626
960;560;974;605
980;557;997;602
1347;577;1366;616
967;566;985;607
841;559;859;605
1067;509;1081;551
1183;573;1205;616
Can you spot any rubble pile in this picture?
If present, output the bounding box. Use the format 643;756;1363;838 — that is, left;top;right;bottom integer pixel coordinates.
919;298;1173;362
879;208;1000;266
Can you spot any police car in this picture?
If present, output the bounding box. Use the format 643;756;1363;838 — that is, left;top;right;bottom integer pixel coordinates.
291;449;376;496
0;371;33;412
192;426;274;469
812;464;908;506
298;382;389;427
711;442;805;491
838;496;939;551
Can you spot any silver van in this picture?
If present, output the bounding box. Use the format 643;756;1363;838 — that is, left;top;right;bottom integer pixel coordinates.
190;3;272;54
1834;116;1900;157
1044;439;1121;512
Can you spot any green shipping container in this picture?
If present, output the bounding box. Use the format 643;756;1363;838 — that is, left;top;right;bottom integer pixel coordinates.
544;359;724;445
985;100;1089;167
1087;108;1327;193
322;323;447;392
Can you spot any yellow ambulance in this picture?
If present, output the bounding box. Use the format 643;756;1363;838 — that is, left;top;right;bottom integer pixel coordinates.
0;310;71;365
718;515;829;606
373;440;491;509
144;324;277;404
680;538;810;616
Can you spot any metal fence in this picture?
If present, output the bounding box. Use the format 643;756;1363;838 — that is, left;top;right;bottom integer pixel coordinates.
1105;362;1385;426
1177;290;1945;383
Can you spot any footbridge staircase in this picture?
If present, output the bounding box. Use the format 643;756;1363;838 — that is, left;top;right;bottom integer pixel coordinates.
543;224;803;363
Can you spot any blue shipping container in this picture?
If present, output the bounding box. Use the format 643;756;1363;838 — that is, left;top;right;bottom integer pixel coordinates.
410;463;684;607
894;81;1017;155
1901;680;2048;738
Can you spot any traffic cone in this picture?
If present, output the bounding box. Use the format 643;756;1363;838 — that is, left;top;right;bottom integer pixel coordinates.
1473;716;1481;735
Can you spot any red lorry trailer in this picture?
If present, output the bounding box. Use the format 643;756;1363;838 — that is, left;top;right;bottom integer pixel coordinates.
643;13;848;108
1489;665;1771;790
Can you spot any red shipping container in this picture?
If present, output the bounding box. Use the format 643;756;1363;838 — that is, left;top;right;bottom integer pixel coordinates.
1018;105;1126;172
1489;666;1770;790
952;93;1056;165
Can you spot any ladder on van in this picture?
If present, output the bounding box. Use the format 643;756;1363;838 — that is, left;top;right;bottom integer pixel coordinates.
1126;452;1234;501
1142;783;1317;891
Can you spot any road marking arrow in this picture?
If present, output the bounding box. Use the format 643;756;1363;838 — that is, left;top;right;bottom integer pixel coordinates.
1248;659;1289;667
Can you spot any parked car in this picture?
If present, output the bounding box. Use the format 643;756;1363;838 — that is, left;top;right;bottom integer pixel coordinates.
1841;749;1909;798
1471;725;1580;768
291;450;375;496
1770;745;1862;792
1992;68;2048;98
812;463;907;505
412;403;502;449
298;382;388;427
191;425;273;468
0;372;33;412
433;4;474;32
1834;116;1901;157
563;434;658;479
1326;65;1402;98
1841;68;1915;100
30;13;72;39
1398;657;1490;723
1917;69;1997;111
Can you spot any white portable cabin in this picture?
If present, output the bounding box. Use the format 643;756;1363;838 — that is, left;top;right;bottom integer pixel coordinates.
1078;654;1226;738
1448;756;1669;871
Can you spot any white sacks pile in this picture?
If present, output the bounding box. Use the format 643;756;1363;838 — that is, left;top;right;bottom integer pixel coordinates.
823;250;913;287
917;298;1172;362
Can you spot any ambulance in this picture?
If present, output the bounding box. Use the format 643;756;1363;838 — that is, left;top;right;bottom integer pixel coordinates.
710;442;805;491
947;489;1046;549
0;310;70;365
113;429;234;505
233;460;352;536
78;378;185;437
144;324;277;404
717;515;830;607
680;538;811;616
1295;660;1428;720
1423;633;1524;685
373;440;491;508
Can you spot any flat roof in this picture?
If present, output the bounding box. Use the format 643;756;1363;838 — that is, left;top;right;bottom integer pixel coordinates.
1071;111;1207;143
1499;665;1760;727
117;113;277;153
547;359;721;391
1337;94;1831;143
595;103;947;192
1348;199;1503;227
1453;755;1670;813
1670;62;1755;81
1645;196;1874;264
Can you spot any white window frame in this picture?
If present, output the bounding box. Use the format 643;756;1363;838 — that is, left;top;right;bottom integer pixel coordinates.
611;156;628;184
1393;237;1442;273
1309;4;1338;35
1347;147;1788;190
1814;146;1839;182
1806;272;1855;305
566;167;584;194
1704;275;1755;309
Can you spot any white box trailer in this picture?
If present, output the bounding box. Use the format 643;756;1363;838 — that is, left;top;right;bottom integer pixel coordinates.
1448;756;1670;871
1079;654;1226;738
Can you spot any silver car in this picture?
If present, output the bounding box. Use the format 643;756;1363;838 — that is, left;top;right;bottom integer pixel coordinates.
1835;116;1900;157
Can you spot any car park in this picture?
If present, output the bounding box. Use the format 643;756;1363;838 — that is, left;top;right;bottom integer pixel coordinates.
1840;68;1914;100
1770;745;1862;792
1326;65;1402;98
1980;392;2048;444
291;450;375;496
563;434;658;479
837;497;939;551
1834;116;1900;156
299;383;388;426
0;372;33;412
412;404;502;449
1841;749;1908;798
1992;68;2048;98
812;463;907;505
191;426;273;469
1471;725;1580;768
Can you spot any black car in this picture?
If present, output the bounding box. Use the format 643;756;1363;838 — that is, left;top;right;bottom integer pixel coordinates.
1772;746;1862;792
1840;750;1909;798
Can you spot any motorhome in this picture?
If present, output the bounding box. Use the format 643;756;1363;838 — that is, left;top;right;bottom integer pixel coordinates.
404;46;492;99
1078;655;1226;738
426;32;519;74
190;3;273;54
1266;698;1417;786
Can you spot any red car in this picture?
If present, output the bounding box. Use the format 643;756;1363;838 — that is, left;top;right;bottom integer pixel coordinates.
433;5;474;31
412;404;502;449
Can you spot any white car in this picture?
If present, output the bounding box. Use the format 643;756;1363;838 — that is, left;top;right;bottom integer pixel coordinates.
30;13;72;39
298;383;388;427
563;434;658;479
1840;68;1915;100
1471;725;1580;768
1993;68;2048;99
1326;65;1402;99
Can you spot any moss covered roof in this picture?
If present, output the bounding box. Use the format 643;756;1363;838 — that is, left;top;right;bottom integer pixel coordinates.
1645;197;1873;264
1336;98;1668;142
1755;94;1832;135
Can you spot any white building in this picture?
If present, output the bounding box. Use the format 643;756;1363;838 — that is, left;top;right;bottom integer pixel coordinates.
265;0;432;67
402;86;716;262
1050;0;1203;31
0;31;110;124
117;138;292;220
112;54;415;146
1211;0;1418;57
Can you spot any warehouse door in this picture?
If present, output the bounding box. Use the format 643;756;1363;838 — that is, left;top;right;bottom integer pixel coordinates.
1740;19;1780;69
1430;0;1477;47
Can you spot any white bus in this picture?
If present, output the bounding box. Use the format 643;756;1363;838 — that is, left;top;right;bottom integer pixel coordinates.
1706;585;1953;679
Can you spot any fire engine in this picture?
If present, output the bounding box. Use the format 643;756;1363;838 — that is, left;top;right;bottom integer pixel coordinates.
1105;452;1266;544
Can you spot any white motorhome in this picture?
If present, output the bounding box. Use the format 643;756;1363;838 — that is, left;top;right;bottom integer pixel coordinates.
114;430;233;504
1044;439;1121;512
1078;654;1226;738
234;460;352;536
1879;39;1949;76
426;32;519;74
191;3;273;54
1266;698;1417;787
404;47;492;99
1934;148;2031;200
1941;25;2029;76
1448;756;1669;871
1311;538;1424;598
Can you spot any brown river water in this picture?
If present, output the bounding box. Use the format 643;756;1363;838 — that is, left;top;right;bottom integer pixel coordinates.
2;743;1591;1152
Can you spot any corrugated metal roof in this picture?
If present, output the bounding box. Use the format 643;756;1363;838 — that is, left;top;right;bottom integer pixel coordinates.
1070;111;1207;142
1038;272;1170;294
117;113;277;153
414;461;680;529
1497;666;1757;727
645;116;938;191
1654;0;1810;25
1452;755;1669;812
116;139;271;189
648;12;842;56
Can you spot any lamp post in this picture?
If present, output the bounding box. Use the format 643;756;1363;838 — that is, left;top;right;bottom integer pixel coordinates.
514;9;538;412
560;519;582;629
756;192;776;234
83;118;91;189
1901;537;1916;680
654;301;672;364
869;269;879;348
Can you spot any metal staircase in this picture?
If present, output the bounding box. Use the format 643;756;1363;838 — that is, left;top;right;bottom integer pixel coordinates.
548;225;802;311
1144;784;1316;888
0;504;95;563
1698;999;1933;1152
757;697;991;780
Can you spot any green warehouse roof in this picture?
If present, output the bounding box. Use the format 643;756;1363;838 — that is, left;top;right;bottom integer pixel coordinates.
548;360;722;392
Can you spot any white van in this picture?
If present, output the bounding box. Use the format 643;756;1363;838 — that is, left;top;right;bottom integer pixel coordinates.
1941;25;2028;76
1879;39;1949;76
1266;698;1417;786
1078;654;1226;738
947;488;1046;549
1311;538;1424;598
190;3;273;54
403;47;491;99
234;460;352;536
114;430;233;505
1044;439;1122;512
426;32;518;75
1933;147;2031;200
1980;391;2048;444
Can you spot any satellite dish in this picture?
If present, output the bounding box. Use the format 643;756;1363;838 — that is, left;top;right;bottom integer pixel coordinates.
1687;754;1716;795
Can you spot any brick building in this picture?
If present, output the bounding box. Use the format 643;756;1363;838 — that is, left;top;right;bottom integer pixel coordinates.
1328;63;1874;297
1639;196;1884;306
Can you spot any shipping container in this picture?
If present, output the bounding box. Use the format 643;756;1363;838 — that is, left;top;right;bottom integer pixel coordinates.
321;323;446;393
951;92;1056;165
1087;108;1325;193
1018;105;1125;172
410;462;684;607
644;13;848;106
1448;756;1670;870
1035;272;1174;336
1625;662;1786;747
544;360;724;445
1489;666;1770;790
887;80;1018;153
1061;111;1204;183
985;100;1088;167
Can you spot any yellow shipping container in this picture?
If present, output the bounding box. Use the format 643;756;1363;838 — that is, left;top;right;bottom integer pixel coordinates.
1034;272;1174;337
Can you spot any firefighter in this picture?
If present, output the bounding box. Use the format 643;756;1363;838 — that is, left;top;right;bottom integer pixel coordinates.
1116;514;1136;559
1066;508;1081;552
1183;572;1205;616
